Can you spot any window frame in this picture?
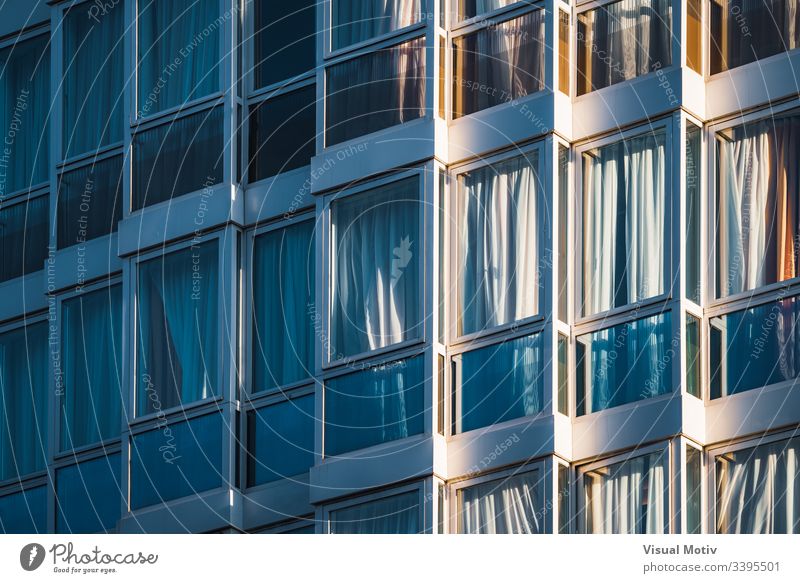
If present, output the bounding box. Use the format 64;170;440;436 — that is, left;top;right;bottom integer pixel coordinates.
323;480;426;533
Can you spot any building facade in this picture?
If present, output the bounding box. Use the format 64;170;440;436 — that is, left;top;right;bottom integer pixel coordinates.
0;0;798;534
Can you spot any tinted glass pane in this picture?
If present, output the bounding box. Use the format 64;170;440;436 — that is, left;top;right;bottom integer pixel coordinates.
57;156;123;249
132;106;224;209
558;464;570;533
558;334;569;415
686;447;701;534
325;356;424;455
332;0;420;49
457;471;544;533
458;0;531;19
130;413;223;509
685;314;701;399
0;194;48;282
685;123;701;302
330;491;420;533
456;333;544;433
248;86;316;182
254;0;315;88
247;395;314;486
711;295;800;399
0;487;46;533
558;145;568;320
56;454;123;533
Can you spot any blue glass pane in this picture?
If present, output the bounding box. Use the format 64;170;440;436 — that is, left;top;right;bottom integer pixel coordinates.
0;194;49;282
137;0;219;115
252;221;315;391
0;486;46;533
711;295;800;399
0;322;48;481
56;454;122;533
254;0;315;88
130;413;223;510
576;312;673;415
137;242;219;415
456;333;544;433
247;395;314;486
325;356;424;456
61;286;123;450
330;491;420;534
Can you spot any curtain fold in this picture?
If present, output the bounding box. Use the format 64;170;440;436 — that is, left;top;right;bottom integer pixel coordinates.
252;221;315;391
330;491;420;533
717;437;800;533
585;451;666;533
584;131;666;315
0;194;48;282
333;0;420;49
722;0;800;72
717;114;800;298
458;153;539;335
459;471;543;533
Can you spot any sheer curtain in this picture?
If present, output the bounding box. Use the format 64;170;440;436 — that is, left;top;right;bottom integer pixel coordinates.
583;131;666;315
460;0;525;19
333;0;420;49
252;221;315;391
62;0;124;158
458;471;543;534
578;0;672;94
326;37;425;146
325;356;424;455
458;153;539;335
0;194;49;282
137;243;218;415
453;10;545;118
584;451;666;533
0;34;49;195
717;114;800;298
331;178;421;357
723;0;800;72
717;438;800;533
330;491;420;533
61;286;123;450
0;322;48;481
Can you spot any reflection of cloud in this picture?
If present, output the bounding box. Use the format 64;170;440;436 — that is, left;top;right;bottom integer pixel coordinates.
391;236;413;287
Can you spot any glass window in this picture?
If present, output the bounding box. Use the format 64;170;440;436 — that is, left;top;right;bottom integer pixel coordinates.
331;177;422;358
137;0;220;116
715;112;800;298
582;131;667;315
686;446;702;534
685;314;701;399
0;486;46;534
686;0;702;73
254;0;316;89
325;37;425;146
456;153;541;336
57;156;123;249
577;0;672;95
576;312;673;415
325;356;424;456
716;436;800;533
584;450;667;533
458;0;532;20
452;11;545;118
710;295;800;399
330;491;420;533
685;123;701;303
457;470;543;533
248;86;316;182
558;464;570;533
56;454;123;533
558;145;569;320
130;412;223;509
0;194;48;282
63;0;124;158
0;34;49;196
0;322;48;481
332;0;420;50
454;333;544;433
246;395;315;486
61;286;124;450
558;334;569;415
132;106;224;210
558;9;570;95
136;242;219;416
253;221;315;392
710;0;800;74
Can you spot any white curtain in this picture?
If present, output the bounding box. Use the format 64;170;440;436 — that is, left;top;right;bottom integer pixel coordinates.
453;10;545;118
331;178;420;357
717;438;800;533
459;471;543;534
723;0;800;71
460;0;522;19
458;153;539;336
717;115;800;298
584;131;666;315
584;451;666;533
333;0;420;49
331;491;420;533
